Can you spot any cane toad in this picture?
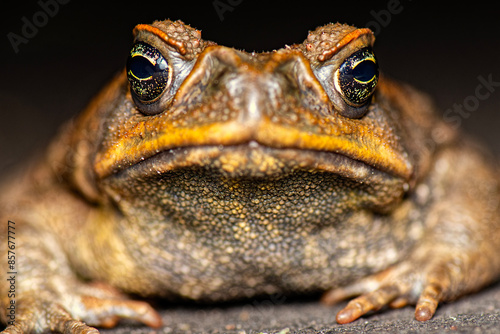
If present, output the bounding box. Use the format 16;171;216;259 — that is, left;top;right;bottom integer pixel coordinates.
1;20;500;333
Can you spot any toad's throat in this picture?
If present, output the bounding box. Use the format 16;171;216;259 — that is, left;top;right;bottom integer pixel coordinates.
103;145;407;234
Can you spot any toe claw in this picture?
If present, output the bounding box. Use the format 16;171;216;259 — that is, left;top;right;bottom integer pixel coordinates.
415;305;434;322
97;316;120;329
322;288;350;306
79;295;163;329
322;276;383;306
336;301;365;324
415;283;441;321
58;320;100;334
140;306;163;329
334;285;401;323
389;297;408;309
415;297;439;322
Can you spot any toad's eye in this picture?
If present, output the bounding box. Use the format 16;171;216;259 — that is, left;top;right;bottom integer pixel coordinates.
335;47;378;111
126;42;171;112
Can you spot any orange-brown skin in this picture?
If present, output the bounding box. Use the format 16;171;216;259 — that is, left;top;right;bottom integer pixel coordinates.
1;20;500;333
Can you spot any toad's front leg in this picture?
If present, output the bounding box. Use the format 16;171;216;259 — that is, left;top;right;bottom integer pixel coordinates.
0;223;162;334
322;143;500;323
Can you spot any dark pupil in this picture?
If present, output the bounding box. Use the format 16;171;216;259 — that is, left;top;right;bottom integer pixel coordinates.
337;47;379;108
126;42;169;104
130;56;156;79
352;60;377;83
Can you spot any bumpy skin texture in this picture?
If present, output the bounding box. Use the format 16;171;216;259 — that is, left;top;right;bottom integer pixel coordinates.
1;20;500;333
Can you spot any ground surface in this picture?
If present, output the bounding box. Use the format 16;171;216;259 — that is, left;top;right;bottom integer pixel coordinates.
99;283;500;334
1;282;500;333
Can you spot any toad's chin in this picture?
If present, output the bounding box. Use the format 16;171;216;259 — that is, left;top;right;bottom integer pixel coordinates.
104;142;408;213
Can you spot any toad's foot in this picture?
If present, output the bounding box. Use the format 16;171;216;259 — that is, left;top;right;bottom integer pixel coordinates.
321;253;478;324
0;282;162;334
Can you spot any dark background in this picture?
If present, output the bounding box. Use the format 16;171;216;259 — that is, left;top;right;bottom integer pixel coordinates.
1;1;499;175
1;1;500;333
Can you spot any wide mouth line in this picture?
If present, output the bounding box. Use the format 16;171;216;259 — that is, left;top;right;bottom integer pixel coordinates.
94;115;412;181
106;142;399;183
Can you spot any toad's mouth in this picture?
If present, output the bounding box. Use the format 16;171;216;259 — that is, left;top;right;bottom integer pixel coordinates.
118;142;382;180
109;142;406;189
94;117;413;182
